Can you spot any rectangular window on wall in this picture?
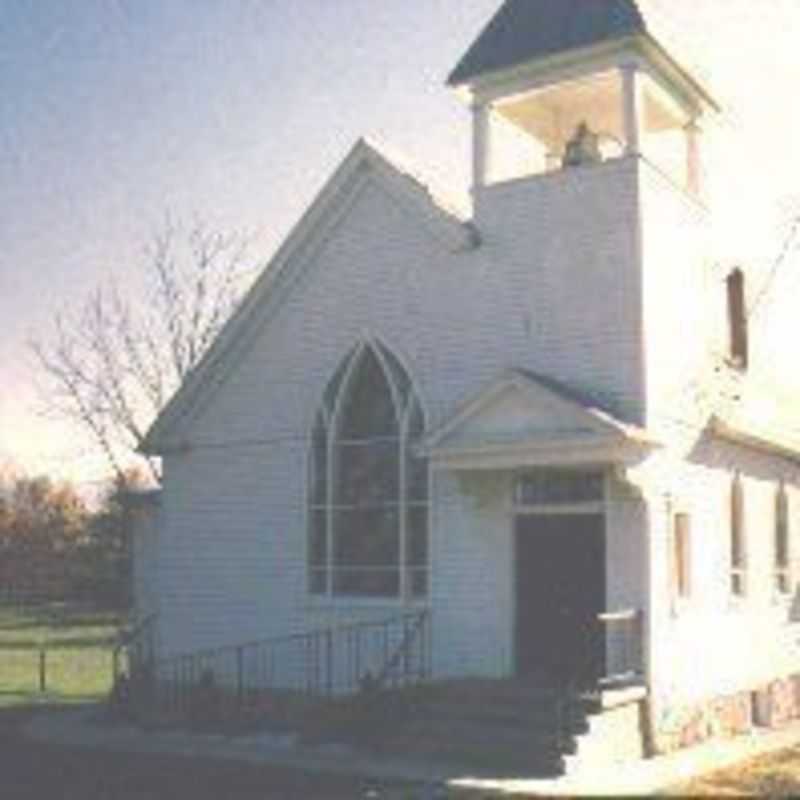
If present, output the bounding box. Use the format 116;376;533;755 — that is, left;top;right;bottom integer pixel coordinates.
727;268;748;369
775;484;791;595
514;470;604;505
672;512;692;600
730;475;747;597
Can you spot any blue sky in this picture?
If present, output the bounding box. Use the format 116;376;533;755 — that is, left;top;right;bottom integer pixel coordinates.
0;0;500;486
2;0;800;490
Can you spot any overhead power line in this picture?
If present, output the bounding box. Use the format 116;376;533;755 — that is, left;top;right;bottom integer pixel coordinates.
747;214;800;321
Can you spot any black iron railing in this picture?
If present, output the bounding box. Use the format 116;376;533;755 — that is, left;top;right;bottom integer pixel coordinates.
374;607;430;688
135;609;430;719
596;608;643;687
113;613;157;684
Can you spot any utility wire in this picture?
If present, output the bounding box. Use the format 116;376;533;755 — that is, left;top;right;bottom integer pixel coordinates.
746;214;800;321
53;213;800;477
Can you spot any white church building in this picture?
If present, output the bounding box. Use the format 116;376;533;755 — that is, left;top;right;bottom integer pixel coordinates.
132;0;800;756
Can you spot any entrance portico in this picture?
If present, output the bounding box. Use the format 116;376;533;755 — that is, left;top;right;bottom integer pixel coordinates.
421;370;656;689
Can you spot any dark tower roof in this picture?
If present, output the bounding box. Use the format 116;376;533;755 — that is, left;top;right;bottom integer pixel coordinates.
448;0;647;86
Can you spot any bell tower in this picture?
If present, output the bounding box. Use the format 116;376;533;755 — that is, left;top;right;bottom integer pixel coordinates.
448;0;717;198
447;0;721;428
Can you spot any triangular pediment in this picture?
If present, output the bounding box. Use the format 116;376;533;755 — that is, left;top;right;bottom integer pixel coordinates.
142;138;478;454
422;371;658;469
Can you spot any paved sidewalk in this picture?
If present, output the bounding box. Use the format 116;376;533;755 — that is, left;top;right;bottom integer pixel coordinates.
23;705;800;796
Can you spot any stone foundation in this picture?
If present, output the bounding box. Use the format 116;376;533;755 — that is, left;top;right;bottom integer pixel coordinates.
655;673;800;754
753;674;800;728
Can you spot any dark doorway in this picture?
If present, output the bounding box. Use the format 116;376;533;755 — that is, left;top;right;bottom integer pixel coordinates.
515;513;606;688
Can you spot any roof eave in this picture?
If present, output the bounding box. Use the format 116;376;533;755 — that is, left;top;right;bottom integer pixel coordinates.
424;434;658;472
709;415;800;464
638;32;720;114
450;32;720;116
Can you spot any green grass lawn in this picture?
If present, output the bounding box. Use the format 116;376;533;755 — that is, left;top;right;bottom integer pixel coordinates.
0;604;122;708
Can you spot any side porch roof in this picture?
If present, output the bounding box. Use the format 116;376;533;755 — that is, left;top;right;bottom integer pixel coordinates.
705;370;800;465
709;415;800;465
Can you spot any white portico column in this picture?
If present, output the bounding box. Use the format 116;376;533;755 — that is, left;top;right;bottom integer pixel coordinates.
685;117;702;197
471;100;490;190
621;63;644;156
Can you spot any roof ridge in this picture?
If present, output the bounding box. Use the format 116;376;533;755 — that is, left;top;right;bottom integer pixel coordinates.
359;136;471;223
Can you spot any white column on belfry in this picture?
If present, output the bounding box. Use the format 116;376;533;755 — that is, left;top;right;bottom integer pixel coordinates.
685;117;702;197
472;99;490;190
621;63;644;156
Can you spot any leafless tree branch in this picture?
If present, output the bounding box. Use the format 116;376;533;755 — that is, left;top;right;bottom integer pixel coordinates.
30;216;254;487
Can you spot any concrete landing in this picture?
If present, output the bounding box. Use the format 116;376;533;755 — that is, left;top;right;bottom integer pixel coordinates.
23;704;800;796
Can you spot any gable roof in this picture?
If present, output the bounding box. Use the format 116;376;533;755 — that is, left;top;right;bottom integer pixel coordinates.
142;139;478;455
448;0;647;86
420;370;659;470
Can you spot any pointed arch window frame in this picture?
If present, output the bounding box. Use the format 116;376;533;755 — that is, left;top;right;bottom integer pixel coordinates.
308;341;429;600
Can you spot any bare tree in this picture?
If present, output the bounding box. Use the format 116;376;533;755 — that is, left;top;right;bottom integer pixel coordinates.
31;217;255;485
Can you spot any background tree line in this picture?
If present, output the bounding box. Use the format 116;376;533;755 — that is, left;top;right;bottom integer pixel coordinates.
5;218;255;610
0;468;138;609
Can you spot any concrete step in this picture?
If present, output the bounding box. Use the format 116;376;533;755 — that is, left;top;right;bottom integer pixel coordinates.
369;727;566;776
563;698;646;775
394;716;569;748
329;681;642;776
418;705;589;741
423;695;580;720
427;680;579;707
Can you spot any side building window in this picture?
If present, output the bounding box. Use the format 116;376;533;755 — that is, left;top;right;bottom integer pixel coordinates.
672;512;692;601
726;268;748;369
730;474;747;597
308;342;429;599
775;483;791;595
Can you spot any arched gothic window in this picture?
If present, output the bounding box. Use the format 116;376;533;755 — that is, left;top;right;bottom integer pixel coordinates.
308;343;429;599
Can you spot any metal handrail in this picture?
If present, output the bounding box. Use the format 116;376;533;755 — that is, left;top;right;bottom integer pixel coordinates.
373;609;430;689
117;612;158;647
113;613;157;682
597;609;639;623
596;608;643;688
143;609;431;718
